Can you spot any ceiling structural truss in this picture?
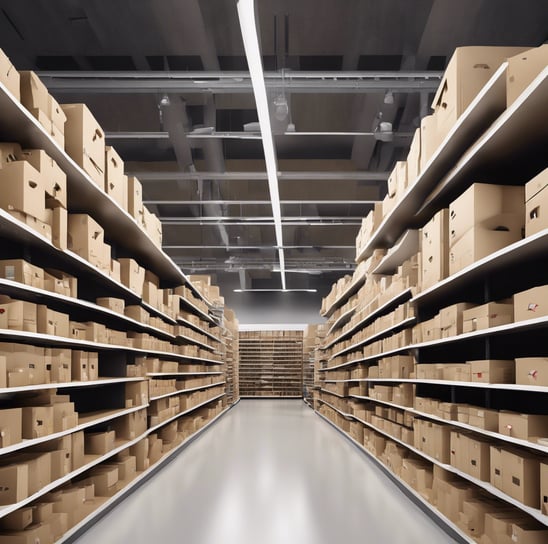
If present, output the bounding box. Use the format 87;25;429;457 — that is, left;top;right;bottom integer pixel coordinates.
38;71;442;94
237;0;285;290
133;171;390;181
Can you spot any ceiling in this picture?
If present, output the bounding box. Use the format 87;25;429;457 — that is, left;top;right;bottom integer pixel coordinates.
1;0;547;315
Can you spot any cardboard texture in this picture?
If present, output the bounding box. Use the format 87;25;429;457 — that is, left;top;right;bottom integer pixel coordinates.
105;146;128;210
127;176;143;219
501;448;540;507
513;285;548;322
421;208;449;289
432;46;528;138
515;357;548;386
462;302;514;333
498;411;548;441
470;359;515;384
506;45;548;106
67;213;105;265
62;103;105;187
0;161;47;222
0;48;20;100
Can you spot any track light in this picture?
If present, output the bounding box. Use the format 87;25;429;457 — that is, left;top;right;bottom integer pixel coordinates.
159;94;170;107
384;90;394;104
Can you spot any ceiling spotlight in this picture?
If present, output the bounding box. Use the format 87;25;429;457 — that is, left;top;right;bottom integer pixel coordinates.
384;90;394;105
273;94;289;121
159;94;170;107
374;121;393;142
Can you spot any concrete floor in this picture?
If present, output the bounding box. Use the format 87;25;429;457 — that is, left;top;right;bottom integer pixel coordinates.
73;400;457;544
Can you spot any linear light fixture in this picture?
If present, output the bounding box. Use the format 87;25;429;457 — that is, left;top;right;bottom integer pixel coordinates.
237;0;286;290
233;289;317;293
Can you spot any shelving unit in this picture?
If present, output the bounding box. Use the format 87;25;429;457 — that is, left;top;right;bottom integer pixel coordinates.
0;65;237;542
239;331;304;398
315;55;548;543
223;309;240;406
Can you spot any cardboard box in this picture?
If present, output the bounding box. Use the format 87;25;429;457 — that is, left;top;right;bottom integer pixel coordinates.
0;506;33;531
119;258;145;296
490;445;504;490
407;128;421;187
513;285;548;322
130;438;149;471
84;430;116;455
96;297;125;314
420;114;441;170
420;208;449;289
104;146;127;209
49;449;71;480
0;408;22;448
432;46;528;138
498;411;548;441
449;221;523;276
449;183;524;246
468;407;499;432
462;302;514;333
515;357;548;387
525;168;548;203
17;452;51;494
17;149;67;209
511;521;548;544
127;176;143;219
0;298;37;332
88;466;119;496
439;302;474;338
467;436;491;481
71;431;85;470
124;305;149;324
67;213;105;265
0;259;43;289
36;305;70;337
0;524;53;544
62;103;105;187
541;462;548;515
526;184;548;238
51;206;67;251
470;359;515;384
21;406;54;438
19;71;50;113
501;448;540;507
111;409;147;440
0;48;20;100
507;45;548;106
0;161;47;222
0;142;21;168
0;463;28;505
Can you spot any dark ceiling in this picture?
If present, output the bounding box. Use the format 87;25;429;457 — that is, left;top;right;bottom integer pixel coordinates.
0;0;546;317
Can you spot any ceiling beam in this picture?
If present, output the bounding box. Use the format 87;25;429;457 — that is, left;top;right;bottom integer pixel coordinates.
38;70;442;94
164;245;355;249
133;171;389;181
144;199;377;205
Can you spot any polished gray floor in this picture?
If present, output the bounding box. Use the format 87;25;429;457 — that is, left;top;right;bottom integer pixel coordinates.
73;400;457;544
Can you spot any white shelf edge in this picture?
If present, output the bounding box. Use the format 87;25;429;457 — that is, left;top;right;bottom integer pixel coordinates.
325;304;358;337
321;271;367;319
146;372;224;377
0;377;145;395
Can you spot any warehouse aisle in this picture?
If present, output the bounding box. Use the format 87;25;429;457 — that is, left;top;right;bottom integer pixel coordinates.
73;400;457;544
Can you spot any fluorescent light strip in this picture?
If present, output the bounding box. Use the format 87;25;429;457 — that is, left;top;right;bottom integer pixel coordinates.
237;0;286;290
233;289;317;293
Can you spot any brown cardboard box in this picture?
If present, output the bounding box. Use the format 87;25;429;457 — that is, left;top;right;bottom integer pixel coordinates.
71;431;85;470
450;430;469;472
0;161;47;222
104;146;127;210
43;269;77;298
37;305;70;337
0;259;43;289
49;449;71;480
84;322;107;343
449;221;523;276
420;208;449;290
511;521;548;544
0;298;37;332
525;168;548;202
498;411;548;441
449;183;524;246
48;349;71;383
406;128;421;187
71;350;90;381
127;176;143;219
513;285;548;322
490;445;504;490
87;466;119;496
51;206;67;251
19;71;49;113
0;408;22;447
389;356;414;379
67;214;105;265
470;359;515;384
501;448;540;507
111;455;137;481
0;506;33;531
96;297;125;314
0;463;28;505
111;409;147;440
502;450;540;508
18;452;51;494
525;184;548;238
420;114;442;170
541;462;548;515
467;435;491;481
130;437;150;471
0;142;21;167
515;357;548;387
0;48;20;100
21;406;54;438
16;149;67;209
439;302;474;338
506;45;548;106
462;302;514;333
62;103;105;187
30;106;65;147
85;430;116;455
124;305;149;324
119;258;145;296
468;407;499;432
0;524;52;544
432;46;527;138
